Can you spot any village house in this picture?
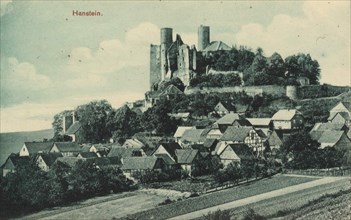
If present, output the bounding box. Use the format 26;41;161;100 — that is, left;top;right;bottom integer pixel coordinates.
107;146;146;164
122;138;145;149
328;101;351;126
215;113;251;133
35;153;63;172
206;124;223;139
50;142;82;157
214;143;253;168
214;101;236;116
247;118;272;136
2;153;30;177
19;142;54;157
203;138;219;152
175;149;202;176
221;126;265;156
151;142;182;161
267;130;285;154
121;157;167;179
173;126;194;143
179;128;208;147
311;122;348;133
311;130;351;151
77;152;99;159
271;109;304;130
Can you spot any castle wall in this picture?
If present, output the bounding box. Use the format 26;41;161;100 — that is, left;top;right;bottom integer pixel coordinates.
185;85;286;97
150;44;161;90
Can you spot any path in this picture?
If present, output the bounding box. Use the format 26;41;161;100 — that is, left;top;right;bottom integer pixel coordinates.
169;176;349;220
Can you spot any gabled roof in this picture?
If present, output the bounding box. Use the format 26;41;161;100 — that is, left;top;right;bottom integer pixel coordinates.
65;121;81;135
203;41;231;52
174;126;194;138
312;123;346;132
121;157;160;170
78;152;98;158
107;147;145;158
310;131;324;141
317;131;345;145
159;85;184;96
155;143;182;159
180;129;206;143
53;142;81;152
203;138;218;149
247;118;271;127
155;154;177;165
216;101;236;112
331;101;351;112
271;109;302;121
37;153;63;167
55;157;83;168
227;144;254;160
221;126;253;142
328;112;350;121
24;142;54;154
268;131;284;146
215;113;243;125
81;144;93;152
176;149;200;164
3;153;30;169
123;138;145;148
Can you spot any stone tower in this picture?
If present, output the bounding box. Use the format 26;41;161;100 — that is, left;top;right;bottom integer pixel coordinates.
160;28;173;80
198;25;210;51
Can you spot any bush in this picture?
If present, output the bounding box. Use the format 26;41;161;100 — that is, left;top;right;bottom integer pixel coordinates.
243;208;267;220
201;209;231;220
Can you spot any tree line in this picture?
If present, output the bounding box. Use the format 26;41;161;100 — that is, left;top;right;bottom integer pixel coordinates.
0;160;133;218
194;46;321;86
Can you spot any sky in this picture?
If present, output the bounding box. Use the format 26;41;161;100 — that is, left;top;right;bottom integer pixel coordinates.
0;0;350;132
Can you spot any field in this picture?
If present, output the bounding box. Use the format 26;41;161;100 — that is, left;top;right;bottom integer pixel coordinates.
122;175;315;220
0;129;53;165
208;177;351;220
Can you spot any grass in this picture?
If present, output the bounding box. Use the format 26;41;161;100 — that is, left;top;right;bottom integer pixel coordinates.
146;175;214;193
121;175;315;220
211;177;351;220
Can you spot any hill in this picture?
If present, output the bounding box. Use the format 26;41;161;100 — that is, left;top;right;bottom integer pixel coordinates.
0;129;54;165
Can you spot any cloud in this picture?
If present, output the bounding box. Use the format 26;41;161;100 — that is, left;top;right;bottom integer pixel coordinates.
235;1;350;86
66;22;159;87
1;57;52;102
1;0;13;16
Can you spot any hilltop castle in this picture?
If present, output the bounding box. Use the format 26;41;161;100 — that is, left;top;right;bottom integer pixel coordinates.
149;25;231;90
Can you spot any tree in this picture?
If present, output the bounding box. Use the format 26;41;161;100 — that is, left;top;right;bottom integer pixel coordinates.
52;110;74;137
285;53;320;84
141;98;179;135
75;100;113;143
106;105;141;141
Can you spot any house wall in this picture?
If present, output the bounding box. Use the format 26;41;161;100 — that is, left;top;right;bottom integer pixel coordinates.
181;164;193;175
50;145;60;153
152;146;175;161
36;156;49;172
19;145;29;157
273;121;292;130
220;146;240;167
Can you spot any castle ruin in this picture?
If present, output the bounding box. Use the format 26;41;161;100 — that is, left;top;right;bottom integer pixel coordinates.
149;25;231;90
